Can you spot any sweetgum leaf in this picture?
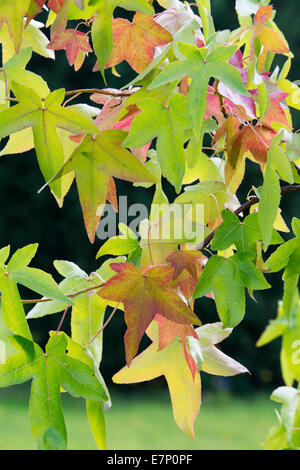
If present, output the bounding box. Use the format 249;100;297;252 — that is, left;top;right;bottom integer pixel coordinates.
194;253;270;327
0;0;31;52
149;42;249;139
106;12;172;73
53;129;157;242
91;0;154;76
123;94;189;192
0;82;99;198
98;262;201;365
0;334;107;449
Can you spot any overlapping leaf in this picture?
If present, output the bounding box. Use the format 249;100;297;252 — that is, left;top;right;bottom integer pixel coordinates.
52;129;157;242
149;42;249;139
123;93;189;192
194;253;270;327
91;0;154;75
0;334;107;449
114;320;247;438
105;12;172;73
98;262;201;365
0;82;99;198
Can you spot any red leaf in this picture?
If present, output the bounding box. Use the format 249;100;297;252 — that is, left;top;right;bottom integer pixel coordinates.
48;0;66;13
98;263;201;365
156;314;198;379
47;29;92;67
105;12;172;73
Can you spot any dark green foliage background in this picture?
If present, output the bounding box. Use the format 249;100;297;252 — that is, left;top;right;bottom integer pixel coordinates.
0;0;299;394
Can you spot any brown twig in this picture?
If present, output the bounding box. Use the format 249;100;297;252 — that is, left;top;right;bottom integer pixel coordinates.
195;184;300;251
2;281;105;306
64;88;133;98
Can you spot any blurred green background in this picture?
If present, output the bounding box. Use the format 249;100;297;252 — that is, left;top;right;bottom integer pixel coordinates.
0;0;299;450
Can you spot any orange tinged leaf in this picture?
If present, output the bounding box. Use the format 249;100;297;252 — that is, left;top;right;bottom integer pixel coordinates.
113;320;201;438
48;0;66;13
156;314;198;379
0;0;31;52
47;29;92;68
98;263;201;365
254;5;273;28
105;12;172;73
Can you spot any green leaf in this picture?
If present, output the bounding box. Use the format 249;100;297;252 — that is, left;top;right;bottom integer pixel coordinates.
149;43;249;139
194;253;270;327
0;81;99;198
52;129;157;242
0;333;107;449
258;157;281;251
123;94;188;192
271;386;300;448
0;0;31;52
96;223;142;266
0;275;32;340
86;400;106;450
212;211;282;254
7;243;38;271
1;48;50;97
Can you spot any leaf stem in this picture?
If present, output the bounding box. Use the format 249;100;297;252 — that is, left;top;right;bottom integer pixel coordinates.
86;302;121;346
56;305;70;333
5;282;105;305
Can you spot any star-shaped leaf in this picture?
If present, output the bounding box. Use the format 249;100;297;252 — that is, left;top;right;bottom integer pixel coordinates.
52;129;157;242
0;244;71;342
194;253;270;327
26;257;125;367
47;29;92;69
211;211;283;255
149;42;249;139
98;262;201;365
113;319;201;438
90;0;154;76
257;283;300;386
0;82;99;198
105;12;172;73
113;319;247;438
166;249;207;301
123;93;189;192
0;334;107;449
0;0;31;52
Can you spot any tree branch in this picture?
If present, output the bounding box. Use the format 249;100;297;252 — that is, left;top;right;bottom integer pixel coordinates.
0;281;105;306
64;88;133;98
195;184;300;251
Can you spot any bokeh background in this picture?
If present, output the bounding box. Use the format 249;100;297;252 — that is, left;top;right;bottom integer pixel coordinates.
0;0;299;449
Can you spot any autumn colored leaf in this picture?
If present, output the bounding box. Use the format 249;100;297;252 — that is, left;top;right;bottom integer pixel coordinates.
98;262;201;365
156;314;198;379
48;0;66;13
105;12;172;73
52;129;157;242
113;319;201;438
0;0;31;52
47;29;92;69
166;249;207;301
0;82;99;198
91;0;154;75
149;43;249;139
114;320;247;438
253;5;291;72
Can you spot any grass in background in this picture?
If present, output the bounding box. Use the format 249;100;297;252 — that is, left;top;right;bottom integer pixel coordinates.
0;386;276;450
